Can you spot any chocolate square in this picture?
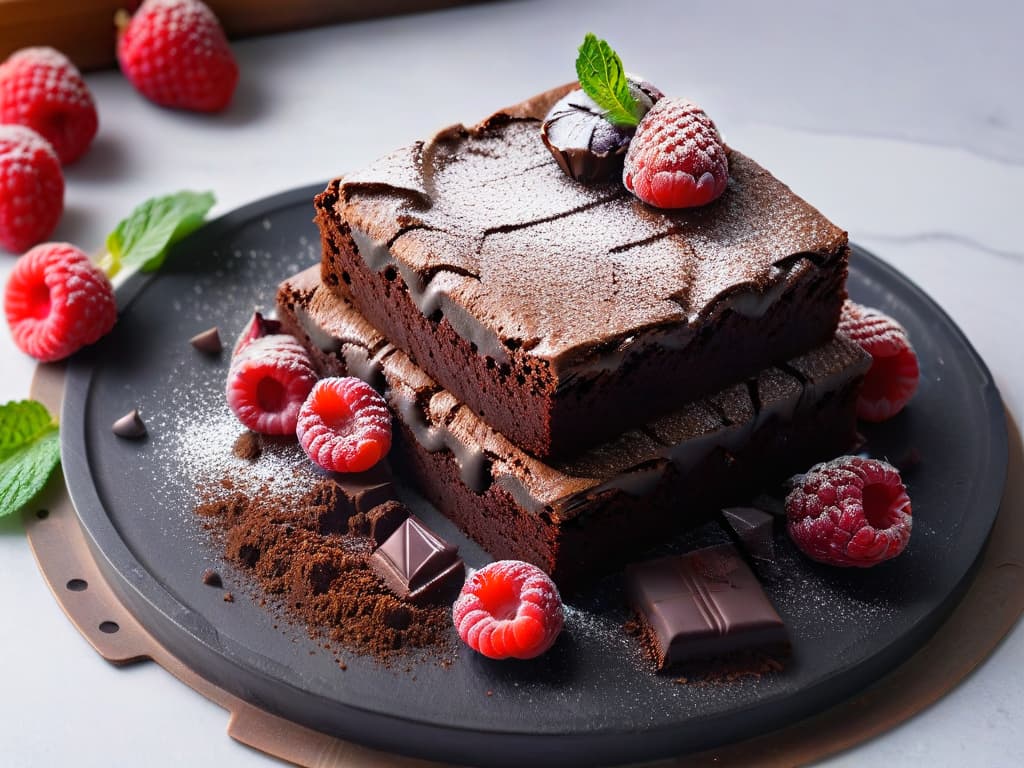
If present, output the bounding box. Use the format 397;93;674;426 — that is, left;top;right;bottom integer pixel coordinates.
625;544;787;670
370;515;464;604
722;506;776;563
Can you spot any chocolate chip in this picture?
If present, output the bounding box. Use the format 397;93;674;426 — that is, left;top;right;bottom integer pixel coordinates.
189;326;223;354
201;568;223;588
112;409;146;439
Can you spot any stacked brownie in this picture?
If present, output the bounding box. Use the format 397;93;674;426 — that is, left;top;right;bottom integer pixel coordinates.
278;84;868;589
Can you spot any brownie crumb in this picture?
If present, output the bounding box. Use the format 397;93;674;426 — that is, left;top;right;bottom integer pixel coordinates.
233;431;262;461
195;475;452;663
201;568;223;588
223;592;235;603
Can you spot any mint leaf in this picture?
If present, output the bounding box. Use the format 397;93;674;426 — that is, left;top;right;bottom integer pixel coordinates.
575;33;640;128
0;400;54;461
0;400;60;518
103;190;215;277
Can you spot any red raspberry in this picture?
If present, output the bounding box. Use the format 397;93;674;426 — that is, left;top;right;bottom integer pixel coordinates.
786;456;912;568
4;243;116;362
839;300;920;422
0;125;64;253
452;560;564;660
232;310;281;356
226;334;317;435
623;97;729;209
296;377;392;473
116;0;239;112
0;47;98;165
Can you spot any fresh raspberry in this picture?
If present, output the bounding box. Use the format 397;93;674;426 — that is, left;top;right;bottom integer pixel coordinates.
226;334;317;435
4;243;116;362
116;0;239;112
0;125;64;253
296;377;392;473
0;47;98;165
786;456;912;568
232;310;281;356
452;560;564;660
839;300;920;422
623;97;729;209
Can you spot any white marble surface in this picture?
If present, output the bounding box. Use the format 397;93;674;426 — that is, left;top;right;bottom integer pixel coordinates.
1;0;1022;765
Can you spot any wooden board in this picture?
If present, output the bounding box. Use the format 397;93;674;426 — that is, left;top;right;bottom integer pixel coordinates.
0;1;480;71
24;358;1024;767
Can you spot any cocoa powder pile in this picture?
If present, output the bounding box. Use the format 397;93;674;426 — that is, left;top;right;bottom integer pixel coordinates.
196;471;452;663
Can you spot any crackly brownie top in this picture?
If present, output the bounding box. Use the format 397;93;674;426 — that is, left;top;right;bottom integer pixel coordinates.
282;269;869;523
332;84;847;373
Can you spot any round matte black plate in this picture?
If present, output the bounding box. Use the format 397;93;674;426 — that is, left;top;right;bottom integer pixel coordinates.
62;185;1008;768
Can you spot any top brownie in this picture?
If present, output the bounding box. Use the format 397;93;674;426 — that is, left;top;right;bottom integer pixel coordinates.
317;84;849;459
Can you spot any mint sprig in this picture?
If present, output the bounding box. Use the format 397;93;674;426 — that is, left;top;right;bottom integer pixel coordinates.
100;190;215;278
0;400;60;519
575;33;640;128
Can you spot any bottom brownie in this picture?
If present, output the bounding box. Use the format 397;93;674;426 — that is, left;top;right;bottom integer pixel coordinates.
278;268;869;591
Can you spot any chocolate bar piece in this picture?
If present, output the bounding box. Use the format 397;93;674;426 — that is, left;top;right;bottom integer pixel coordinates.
625;544;788;670
722;507;776;563
370;515;464;603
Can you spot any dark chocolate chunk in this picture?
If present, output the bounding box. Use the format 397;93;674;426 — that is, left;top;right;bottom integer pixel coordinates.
367;500;410;546
305;464;398;533
540;80;662;183
334;474;396;515
201;568;223;588
190;326;223;354
625;544;788;670
112;409;146;439
370;515;464;604
223;592;235;603
722;507;776;563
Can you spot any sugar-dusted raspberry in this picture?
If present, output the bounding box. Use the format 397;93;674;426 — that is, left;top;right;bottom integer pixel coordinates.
4;243;116;362
839;300;920;422
622;96;729;209
786;456;912;568
296;377;392;473
116;0;239;112
0;125;64;253
226;334;317;435
0;47;99;164
452;560;564;660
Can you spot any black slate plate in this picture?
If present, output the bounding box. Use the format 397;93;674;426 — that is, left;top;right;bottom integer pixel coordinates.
61;185;1008;768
